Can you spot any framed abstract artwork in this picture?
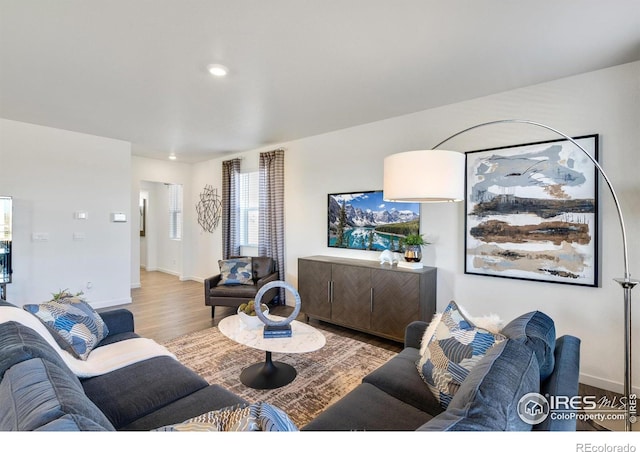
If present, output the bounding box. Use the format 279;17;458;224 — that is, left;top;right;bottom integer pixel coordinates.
465;134;599;286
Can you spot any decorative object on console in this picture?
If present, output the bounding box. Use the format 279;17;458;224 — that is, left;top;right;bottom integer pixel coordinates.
401;232;428;263
328;190;420;252
465;135;599;286
379;249;400;266
417;301;506;409
384;118;637;431
196;184;222;233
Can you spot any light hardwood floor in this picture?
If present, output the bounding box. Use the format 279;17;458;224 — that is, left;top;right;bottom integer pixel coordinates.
104;269;403;351
104;269;613;431
106;269;219;343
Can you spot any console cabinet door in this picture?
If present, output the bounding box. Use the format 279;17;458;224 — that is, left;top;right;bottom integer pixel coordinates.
298;259;332;321
330;264;371;331
370;269;421;341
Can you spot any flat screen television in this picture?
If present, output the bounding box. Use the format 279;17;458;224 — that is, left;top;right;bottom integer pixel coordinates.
327;190;420;252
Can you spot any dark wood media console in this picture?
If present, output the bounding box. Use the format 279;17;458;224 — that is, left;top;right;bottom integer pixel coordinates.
298;255;437;342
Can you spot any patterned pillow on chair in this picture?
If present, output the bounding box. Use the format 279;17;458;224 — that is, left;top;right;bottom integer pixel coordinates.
217;258;254;286
417;301;506;409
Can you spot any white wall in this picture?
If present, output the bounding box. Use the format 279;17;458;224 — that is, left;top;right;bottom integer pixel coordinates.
190;61;640;394
189;159;223;280
0;119;132;308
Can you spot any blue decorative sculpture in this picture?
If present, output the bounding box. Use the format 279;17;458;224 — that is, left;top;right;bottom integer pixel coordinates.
254;280;301;327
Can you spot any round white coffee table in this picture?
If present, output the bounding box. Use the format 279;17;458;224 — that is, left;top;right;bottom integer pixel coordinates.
218;314;326;389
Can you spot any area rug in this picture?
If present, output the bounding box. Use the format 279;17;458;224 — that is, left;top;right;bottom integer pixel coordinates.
162;326;397;428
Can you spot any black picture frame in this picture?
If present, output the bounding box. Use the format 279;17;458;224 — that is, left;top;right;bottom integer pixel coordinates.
139;198;146;237
464;134;599;286
327;190;420;252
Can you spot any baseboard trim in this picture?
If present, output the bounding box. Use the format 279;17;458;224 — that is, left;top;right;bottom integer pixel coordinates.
156;268;180;277
89;297;132;310
141;268;205;283
580;372;639;395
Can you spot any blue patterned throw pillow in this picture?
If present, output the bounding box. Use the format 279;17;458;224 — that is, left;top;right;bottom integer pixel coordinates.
417;301;506;409
218;258;254;286
153;402;298;431
23;296;109;360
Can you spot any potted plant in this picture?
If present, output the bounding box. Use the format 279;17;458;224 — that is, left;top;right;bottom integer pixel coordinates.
402;233;427;262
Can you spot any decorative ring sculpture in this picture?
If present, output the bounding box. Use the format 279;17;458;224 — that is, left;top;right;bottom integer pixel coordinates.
254;280;301;327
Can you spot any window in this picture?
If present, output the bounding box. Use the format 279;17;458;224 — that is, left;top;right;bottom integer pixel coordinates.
168;184;183;240
239;172;259;247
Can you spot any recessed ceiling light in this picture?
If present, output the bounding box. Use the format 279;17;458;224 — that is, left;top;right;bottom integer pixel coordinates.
169;154;177;160
207;64;229;77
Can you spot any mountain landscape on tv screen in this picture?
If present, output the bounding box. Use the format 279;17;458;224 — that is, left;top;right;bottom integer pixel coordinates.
328;192;419;251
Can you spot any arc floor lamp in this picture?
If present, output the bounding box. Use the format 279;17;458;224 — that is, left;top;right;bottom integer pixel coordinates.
383;119;637;431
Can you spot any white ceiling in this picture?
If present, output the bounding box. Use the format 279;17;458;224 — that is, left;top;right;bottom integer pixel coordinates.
1;1;639;163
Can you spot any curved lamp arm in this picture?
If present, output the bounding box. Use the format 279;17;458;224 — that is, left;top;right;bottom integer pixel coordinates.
434;118;637;431
432;119;631;282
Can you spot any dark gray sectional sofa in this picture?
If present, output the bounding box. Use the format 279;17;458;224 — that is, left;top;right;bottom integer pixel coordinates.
0;302;246;431
303;311;581;431
1;297;581;432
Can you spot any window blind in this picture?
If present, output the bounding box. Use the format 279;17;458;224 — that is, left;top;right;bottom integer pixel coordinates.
239;172;259;246
168;184;183;240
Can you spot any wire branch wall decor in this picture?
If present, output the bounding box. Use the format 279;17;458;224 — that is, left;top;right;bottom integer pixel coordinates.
196;185;222;232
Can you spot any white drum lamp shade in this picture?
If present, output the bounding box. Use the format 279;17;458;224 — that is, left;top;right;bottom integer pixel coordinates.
383;150;465;202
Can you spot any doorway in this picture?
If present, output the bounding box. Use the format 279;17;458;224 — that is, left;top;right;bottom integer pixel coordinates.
139;181;184;278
